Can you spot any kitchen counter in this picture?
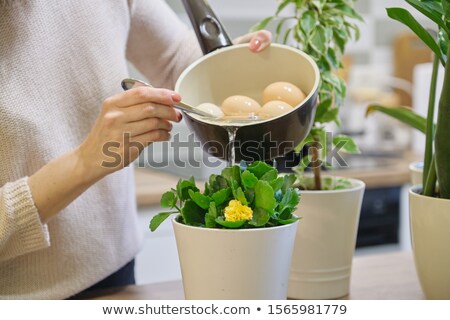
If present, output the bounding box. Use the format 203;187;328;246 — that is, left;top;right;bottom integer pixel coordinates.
82;251;424;300
134;151;419;207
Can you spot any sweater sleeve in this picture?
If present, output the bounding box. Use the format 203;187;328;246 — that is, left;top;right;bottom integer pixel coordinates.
0;177;51;262
125;0;202;89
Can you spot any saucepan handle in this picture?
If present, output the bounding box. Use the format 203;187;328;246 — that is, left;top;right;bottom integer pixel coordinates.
182;0;233;55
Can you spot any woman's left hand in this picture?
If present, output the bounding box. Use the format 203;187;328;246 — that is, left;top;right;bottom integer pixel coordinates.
233;30;272;52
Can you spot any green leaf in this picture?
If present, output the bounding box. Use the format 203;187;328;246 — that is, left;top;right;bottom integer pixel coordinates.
278;188;300;213
310;25;328;53
235;187;248;206
333;28;347;53
279;207;293;220
300;10;316;36
229;176;240;199
254;180;276;213
247;161;277;179
334;4;364;21
333;134;361;154
444;1;450;31
176;179;199;201
210;175;228;193
282;174;297;193
244;188;255;204
387;7;445;65
275;0;291;15
241;170;259;189
277;216;300;225
282;27;293;45
221;166;241;186
249;207;270;227
326;47;340;69
250;16;273;32
205;202;218;228
438;29;449;59
317;107;340;124
211;187;231;206
188;189;210;210
260;168;278;182
315;98;333;121
181;200;205;226
204;182;211;196
270;177;285;192
366;104;430;134
405;0;450;35
149;212;175;232
160;191;177;209
215;216;246;229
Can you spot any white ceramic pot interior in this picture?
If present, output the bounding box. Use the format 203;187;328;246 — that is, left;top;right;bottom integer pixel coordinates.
175;43;320;123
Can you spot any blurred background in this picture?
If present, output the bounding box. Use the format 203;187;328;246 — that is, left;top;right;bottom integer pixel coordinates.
132;0;442;285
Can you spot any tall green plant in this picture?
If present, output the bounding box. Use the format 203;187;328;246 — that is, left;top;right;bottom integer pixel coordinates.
252;0;362;190
366;0;450;199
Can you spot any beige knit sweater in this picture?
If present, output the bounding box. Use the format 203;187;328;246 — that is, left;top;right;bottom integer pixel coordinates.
0;0;201;299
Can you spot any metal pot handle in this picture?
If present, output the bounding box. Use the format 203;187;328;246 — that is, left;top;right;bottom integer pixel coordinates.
182;0;233;55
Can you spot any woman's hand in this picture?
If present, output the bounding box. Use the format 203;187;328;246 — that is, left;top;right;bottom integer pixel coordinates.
233;30;272;52
78;87;182;181
29;86;182;222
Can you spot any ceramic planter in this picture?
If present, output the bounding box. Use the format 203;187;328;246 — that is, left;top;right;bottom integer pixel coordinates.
409;161;423;186
288;178;365;299
173;217;299;299
409;187;450;299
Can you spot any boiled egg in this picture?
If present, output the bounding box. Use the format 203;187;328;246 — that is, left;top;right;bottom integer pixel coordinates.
196;102;224;118
259;100;294;118
221;95;261;116
262;81;306;107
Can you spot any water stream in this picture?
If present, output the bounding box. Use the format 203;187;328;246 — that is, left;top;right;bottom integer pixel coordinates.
225;126;239;166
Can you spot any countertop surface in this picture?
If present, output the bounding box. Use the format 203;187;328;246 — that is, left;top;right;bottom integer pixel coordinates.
134;151;419;207
82;251;423;300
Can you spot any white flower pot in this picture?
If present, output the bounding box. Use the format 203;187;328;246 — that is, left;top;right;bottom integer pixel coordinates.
288;178;365;299
173;217;299;299
409;161;423;186
409;187;450;299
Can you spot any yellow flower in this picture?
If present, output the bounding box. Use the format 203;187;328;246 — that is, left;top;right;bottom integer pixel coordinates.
224;200;253;222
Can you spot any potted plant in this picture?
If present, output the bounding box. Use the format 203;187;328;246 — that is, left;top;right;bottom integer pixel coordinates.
366;0;450;300
149;161;300;299
252;0;365;299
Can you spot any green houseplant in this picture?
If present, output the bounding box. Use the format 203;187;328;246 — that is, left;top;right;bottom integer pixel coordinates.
150;161;301;299
252;0;365;300
252;0;362;189
365;0;450;299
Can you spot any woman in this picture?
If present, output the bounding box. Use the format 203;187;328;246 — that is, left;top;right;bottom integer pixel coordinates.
0;0;271;299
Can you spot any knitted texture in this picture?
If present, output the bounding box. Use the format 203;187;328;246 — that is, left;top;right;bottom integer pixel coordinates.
0;0;201;299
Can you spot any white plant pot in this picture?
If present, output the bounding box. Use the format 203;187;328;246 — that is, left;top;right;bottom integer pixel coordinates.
409;161;423;186
409;187;450;299
288;178;365;299
173;217;299;300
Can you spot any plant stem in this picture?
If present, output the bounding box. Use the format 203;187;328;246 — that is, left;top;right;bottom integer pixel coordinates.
423;154;437;197
311;139;322;190
423;55;439;184
435;45;450;199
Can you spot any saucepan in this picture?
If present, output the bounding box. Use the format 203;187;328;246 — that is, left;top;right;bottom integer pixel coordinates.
176;0;320;162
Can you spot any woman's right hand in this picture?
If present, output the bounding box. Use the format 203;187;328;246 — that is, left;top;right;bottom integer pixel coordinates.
77;86;182;182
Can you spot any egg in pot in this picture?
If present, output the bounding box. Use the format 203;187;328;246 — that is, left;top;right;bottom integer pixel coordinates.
221;95;261;116
259;100;294;118
262;81;306;107
196;102;224;118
